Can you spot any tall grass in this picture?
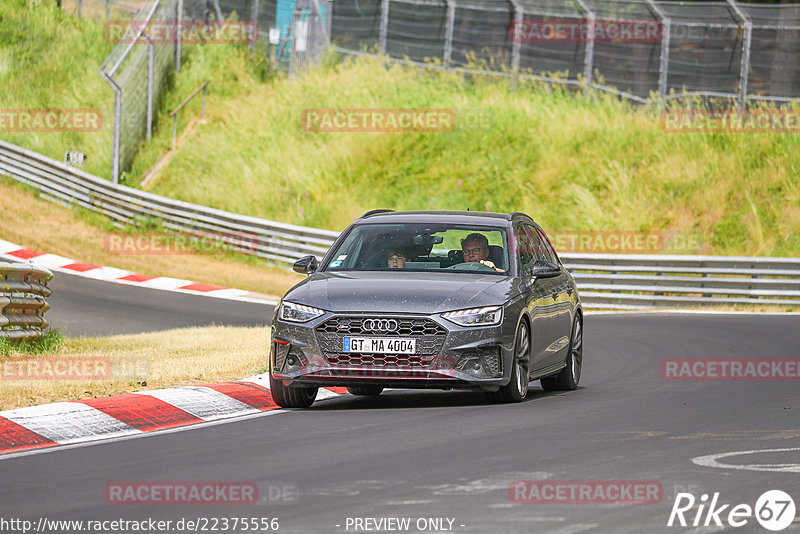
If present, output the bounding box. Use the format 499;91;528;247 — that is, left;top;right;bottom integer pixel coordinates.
3;0;799;257
141;52;800;256
0;0;115;178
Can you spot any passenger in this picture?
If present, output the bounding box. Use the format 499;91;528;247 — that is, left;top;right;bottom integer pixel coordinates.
384;247;408;269
461;233;505;273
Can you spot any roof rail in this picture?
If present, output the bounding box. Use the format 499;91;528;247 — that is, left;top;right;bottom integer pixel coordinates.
360;209;395;218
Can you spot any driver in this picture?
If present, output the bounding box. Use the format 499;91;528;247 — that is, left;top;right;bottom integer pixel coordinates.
461;233;505;273
384;247;408;269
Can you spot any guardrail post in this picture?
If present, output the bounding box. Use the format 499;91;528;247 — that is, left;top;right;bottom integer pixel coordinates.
727;0;751;110
379;0;389;54
443;0;456;69
575;0;595;97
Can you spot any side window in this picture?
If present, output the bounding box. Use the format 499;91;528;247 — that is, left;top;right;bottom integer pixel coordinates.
533;227;558;263
514;224;536;276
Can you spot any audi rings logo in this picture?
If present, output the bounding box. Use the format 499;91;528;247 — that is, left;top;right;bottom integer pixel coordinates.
362;319;399;332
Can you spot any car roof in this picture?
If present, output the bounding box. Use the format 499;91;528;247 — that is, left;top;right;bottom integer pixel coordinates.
357;210;535;226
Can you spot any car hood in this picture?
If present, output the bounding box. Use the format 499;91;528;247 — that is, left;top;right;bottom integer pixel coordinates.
284;271;516;314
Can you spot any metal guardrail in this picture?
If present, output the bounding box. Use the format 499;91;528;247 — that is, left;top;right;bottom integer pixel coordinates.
562;253;800;309
0;139;339;265
1;138;799;309
0;262;53;340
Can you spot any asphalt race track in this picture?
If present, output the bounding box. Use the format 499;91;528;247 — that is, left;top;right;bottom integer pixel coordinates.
45;271;275;336
1;278;798;534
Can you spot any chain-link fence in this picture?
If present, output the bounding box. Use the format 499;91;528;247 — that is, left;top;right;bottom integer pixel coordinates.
90;0;799;183
98;0;181;183
331;0;800;106
96;0;279;183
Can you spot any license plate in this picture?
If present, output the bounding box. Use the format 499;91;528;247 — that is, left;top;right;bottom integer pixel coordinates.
343;337;416;354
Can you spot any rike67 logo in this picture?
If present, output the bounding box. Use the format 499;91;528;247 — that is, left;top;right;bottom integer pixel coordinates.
668;490;796;531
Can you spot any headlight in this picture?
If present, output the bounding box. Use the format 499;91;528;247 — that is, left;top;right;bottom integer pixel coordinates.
442;306;503;327
279;301;325;323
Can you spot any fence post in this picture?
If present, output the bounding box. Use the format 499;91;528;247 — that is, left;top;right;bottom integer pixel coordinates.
251;0;260;52
575;0;595;97
645;0;670;106
508;0;522;78
142;31;155;141
727;0;751;110
176;0;183;71
100;72;122;184
379;0;389;54
443;0;456;68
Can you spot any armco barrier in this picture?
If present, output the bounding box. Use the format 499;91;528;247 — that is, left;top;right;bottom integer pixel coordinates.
562;253;800;309
1;139;798;309
0;140;339;265
0;261;53;340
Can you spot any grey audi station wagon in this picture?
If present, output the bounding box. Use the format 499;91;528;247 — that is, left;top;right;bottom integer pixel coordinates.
268;210;583;407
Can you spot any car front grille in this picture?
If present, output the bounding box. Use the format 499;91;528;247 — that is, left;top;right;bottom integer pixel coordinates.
315;316;447;367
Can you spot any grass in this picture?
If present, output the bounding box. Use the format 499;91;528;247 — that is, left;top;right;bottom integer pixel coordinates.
0;177;304;296
0;330;64;357
4;1;799;260
0;0;116;179
131;52;800;257
0;325;269;410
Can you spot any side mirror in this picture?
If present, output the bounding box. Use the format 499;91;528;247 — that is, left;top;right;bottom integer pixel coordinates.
531;260;560;279
293;255;318;275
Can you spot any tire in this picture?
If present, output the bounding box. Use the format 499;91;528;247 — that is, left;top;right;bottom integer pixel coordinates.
541;315;582;391
487;320;530;403
347;386;384;396
269;372;318;408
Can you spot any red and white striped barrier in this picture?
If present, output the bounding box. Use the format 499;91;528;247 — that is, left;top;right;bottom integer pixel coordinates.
0;378;348;455
0;239;278;305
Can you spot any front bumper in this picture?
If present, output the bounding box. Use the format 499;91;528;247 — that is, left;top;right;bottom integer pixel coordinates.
269;313;516;391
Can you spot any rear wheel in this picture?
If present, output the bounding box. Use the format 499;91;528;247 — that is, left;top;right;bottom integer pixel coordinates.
487;321;530;403
541;315;582;391
347;386;384;396
269;373;318;408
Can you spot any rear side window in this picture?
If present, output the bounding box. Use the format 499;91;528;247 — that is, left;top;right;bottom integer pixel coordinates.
514;224;537;276
533;227;559;264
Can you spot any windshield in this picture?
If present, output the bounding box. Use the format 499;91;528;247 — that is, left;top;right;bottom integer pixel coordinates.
323;222;510;275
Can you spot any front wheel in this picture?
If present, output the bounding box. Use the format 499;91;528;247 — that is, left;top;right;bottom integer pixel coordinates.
541;315;582;391
487;321;530;403
269;373;318;408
